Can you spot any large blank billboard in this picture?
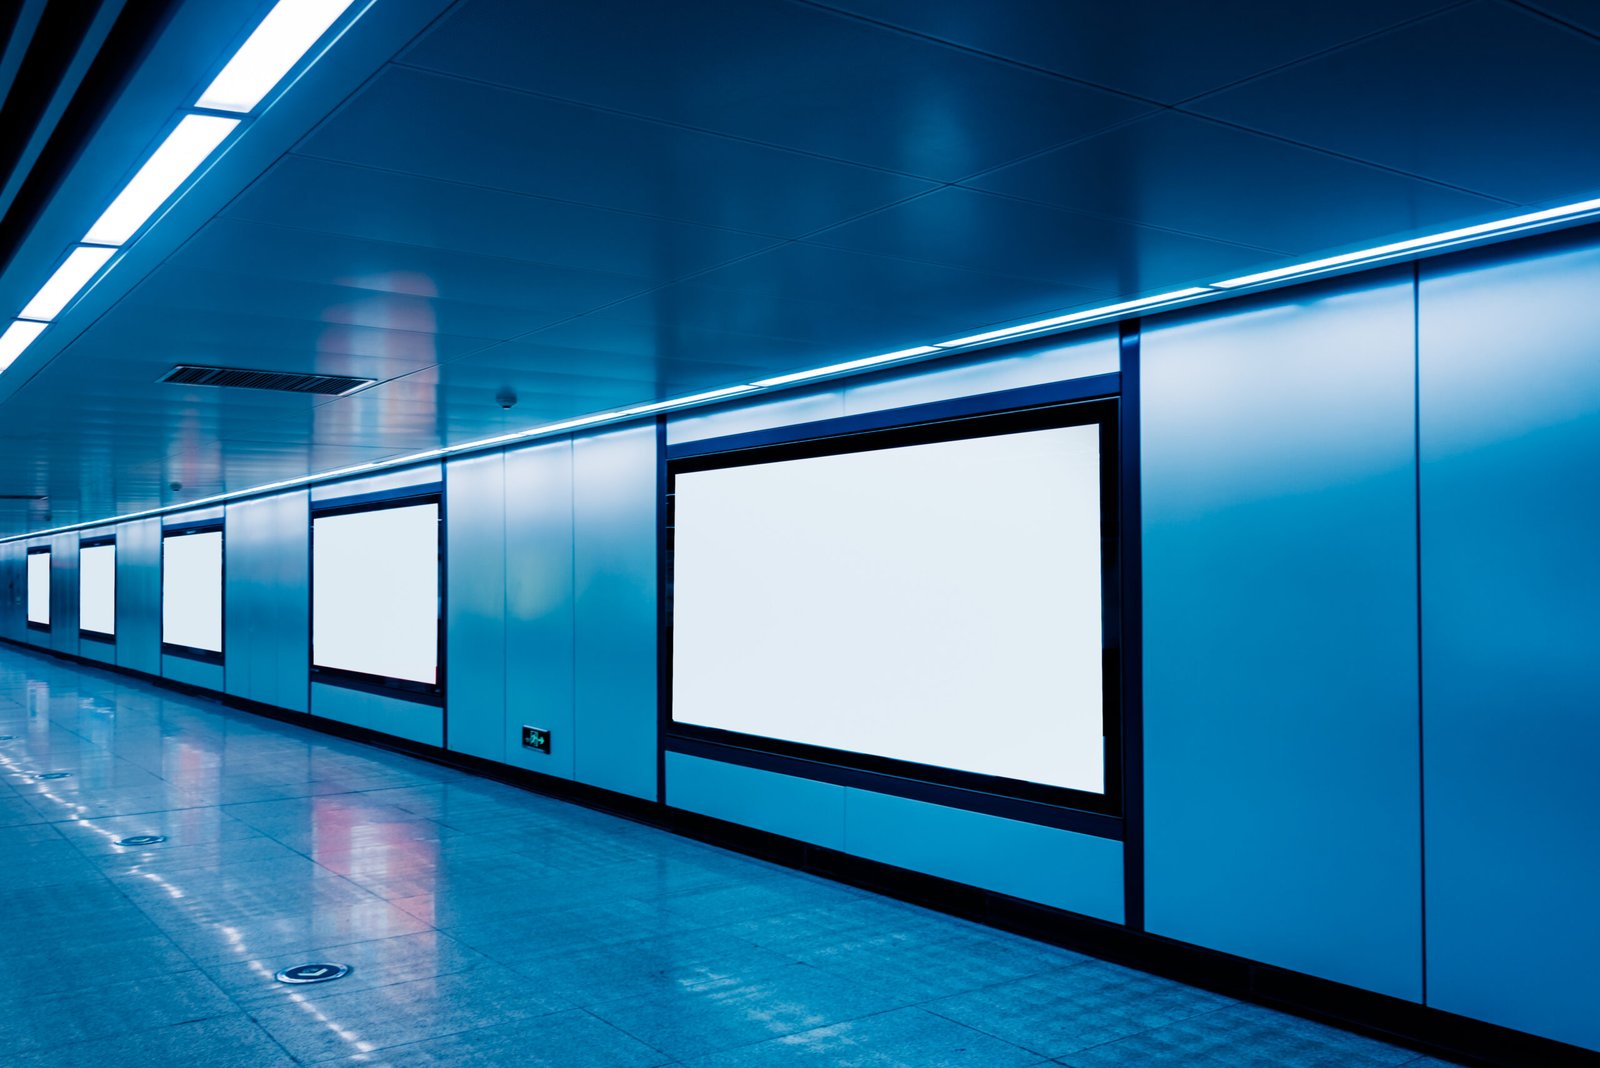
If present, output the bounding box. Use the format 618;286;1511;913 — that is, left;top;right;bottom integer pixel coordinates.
313;500;439;686
163;530;222;653
79;542;116;637
26;550;49;627
671;420;1107;795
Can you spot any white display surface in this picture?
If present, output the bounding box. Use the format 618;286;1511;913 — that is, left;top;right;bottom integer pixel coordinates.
163;531;223;653
26;551;49;626
672;422;1107;794
313;502;439;685
79;543;116;636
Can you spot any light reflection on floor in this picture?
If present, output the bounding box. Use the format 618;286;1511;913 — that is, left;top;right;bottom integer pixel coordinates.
0;646;1450;1066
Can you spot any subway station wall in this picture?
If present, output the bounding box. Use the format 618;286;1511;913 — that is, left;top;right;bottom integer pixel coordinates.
5;225;1600;1053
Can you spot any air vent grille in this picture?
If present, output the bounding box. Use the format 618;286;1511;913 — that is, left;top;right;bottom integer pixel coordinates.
160;364;375;396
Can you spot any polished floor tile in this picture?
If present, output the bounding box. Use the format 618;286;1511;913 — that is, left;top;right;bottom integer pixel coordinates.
0;646;1450;1065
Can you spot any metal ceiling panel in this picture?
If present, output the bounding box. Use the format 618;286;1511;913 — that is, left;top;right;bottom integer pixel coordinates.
402;0;1154;181
3;0;1598;536
1191;1;1600;205
1522;0;1600;36
808;0;1456;103
967;111;1510;256
806;186;1278;294
223;155;782;280
156;218;660;334
296;66;937;237
613;239;1107;352
80;300;491;370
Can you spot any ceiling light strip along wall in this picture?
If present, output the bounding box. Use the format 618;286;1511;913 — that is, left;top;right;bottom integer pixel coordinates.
0;0;362;375
10;188;1600;541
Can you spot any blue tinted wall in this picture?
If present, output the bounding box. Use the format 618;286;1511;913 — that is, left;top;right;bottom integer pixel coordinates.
5;224;1600;1052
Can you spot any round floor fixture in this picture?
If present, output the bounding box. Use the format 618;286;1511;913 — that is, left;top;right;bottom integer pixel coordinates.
275;963;351;985
35;771;70;780
117;835;168;847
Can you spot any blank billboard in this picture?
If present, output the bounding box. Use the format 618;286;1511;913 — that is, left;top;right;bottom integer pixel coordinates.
80;542;115;637
26;550;49;627
671;420;1107;795
313;500;440;686
163;530;223;653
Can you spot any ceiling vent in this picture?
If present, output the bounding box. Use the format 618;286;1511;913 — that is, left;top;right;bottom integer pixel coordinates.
160;364;375;396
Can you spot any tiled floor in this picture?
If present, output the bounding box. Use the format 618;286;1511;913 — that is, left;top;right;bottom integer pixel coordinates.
0;646;1456;1067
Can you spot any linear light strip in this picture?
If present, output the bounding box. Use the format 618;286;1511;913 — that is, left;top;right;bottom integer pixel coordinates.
754;346;941;388
936;289;1213;349
82;114;240;246
1214;196;1600;288
196;0;361;113
0;320;49;373
18;246;118;322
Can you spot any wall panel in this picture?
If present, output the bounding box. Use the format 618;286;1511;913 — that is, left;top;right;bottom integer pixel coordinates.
115;517;161;676
446;452;506;761
1141;270;1423;1000
0;541;20;641
667;753;845;849
312;681;442;748
1418;233;1600;1051
226;491;309;712
45;533;77;658
844;790;1124;922
503;440;575;777
572;422;658;799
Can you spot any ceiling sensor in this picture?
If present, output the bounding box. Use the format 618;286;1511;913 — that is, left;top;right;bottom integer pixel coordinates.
160;364;375;397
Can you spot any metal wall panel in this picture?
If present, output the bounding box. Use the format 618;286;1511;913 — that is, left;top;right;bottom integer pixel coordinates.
572;422;658;799
844;789;1124;922
1140;270;1423;1000
163;654;223;692
503;439;575;777
666;753;845;850
311;681;442;748
1418;232;1600;1051
446;452;506;761
841;330;1118;415
666;390;845;446
226;491;310;713
115;517;162;675
310;464;443;502
47;533;78;657
0;541;19;640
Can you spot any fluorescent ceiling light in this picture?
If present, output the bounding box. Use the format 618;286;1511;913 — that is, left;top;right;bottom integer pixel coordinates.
754;345;941;388
196;0;360;113
83;115;240;245
937;288;1214;349
18;246;117;321
0;320;50;372
1215;197;1600;289
619;385;759;418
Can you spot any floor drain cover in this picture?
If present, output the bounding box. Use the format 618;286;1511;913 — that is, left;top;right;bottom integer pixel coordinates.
35;771;71;780
275;963;351;985
118;835;168;847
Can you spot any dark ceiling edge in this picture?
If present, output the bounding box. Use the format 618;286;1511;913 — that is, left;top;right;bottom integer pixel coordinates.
0;0;186;277
0;2;102;207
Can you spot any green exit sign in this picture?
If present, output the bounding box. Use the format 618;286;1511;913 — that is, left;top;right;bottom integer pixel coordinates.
521;726;551;753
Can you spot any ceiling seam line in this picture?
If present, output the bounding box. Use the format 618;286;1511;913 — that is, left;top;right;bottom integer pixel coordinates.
1166;0;1476;107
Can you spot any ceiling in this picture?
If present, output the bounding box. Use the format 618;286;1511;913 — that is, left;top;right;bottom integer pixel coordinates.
1;0;1596;535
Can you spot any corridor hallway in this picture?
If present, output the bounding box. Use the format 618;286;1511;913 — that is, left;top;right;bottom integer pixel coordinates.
0;645;1445;1066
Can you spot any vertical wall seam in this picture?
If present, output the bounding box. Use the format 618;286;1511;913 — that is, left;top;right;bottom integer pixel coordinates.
568;437;579;781
1414;259;1429;1005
